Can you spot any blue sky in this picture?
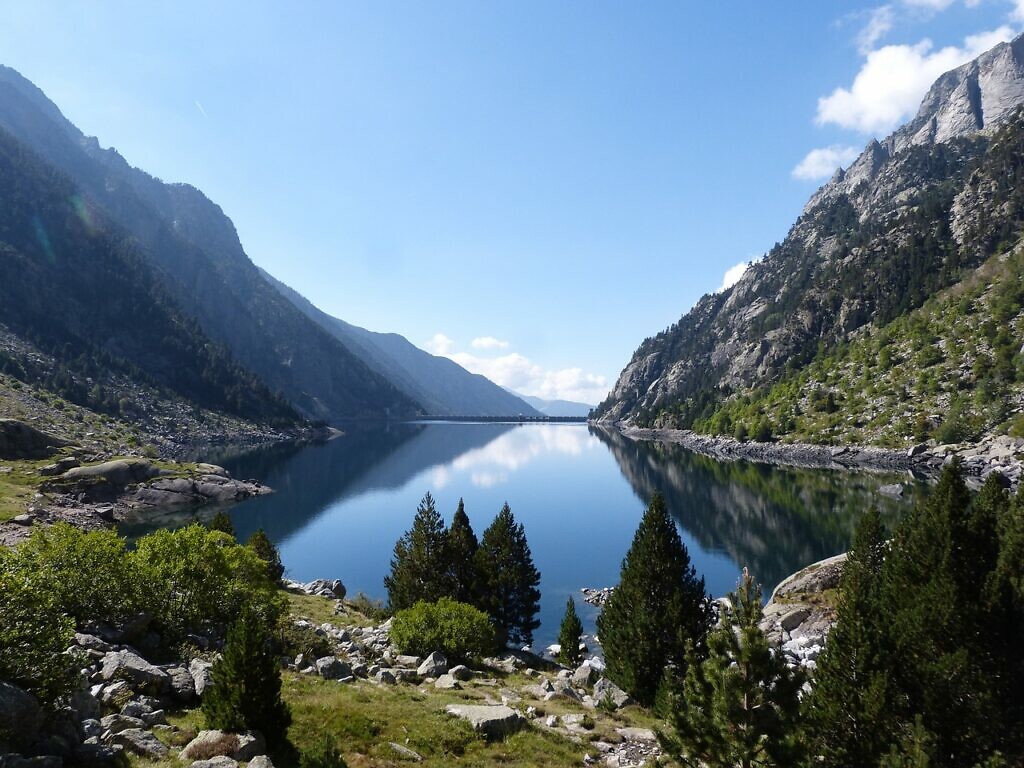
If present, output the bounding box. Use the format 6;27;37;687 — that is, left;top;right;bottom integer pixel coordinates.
0;1;1020;403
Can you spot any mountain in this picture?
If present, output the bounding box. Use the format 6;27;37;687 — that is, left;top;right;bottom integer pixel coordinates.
0;65;418;422
595;33;1024;446
259;270;542;417
0;125;298;428
511;393;593;418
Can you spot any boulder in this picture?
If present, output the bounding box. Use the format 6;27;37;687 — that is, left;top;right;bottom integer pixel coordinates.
388;742;423;762
395;655;421;669
315;657;352;680
303;579;346;599
0;682;43;748
190;658;215;696
433;674;461;690
166;665;197;702
571;663;596;688
181;730;266;761
189;759;238;768
107;728;169;758
0;419;68;459
248;757;275;768
616;727;657;742
417;652;447;678
99;713;146;734
593;678;632;709
448;664;473;681
444;704;527;739
100;650;168;691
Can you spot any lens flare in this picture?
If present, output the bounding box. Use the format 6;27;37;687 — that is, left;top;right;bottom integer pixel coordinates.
32;215;56;264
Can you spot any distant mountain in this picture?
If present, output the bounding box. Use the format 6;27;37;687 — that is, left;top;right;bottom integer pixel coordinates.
595;33;1024;446
260;270;542;417
0;125;298;426
511;392;593;418
0;65;418;422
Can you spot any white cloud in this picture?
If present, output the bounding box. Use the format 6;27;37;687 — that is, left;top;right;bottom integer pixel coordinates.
718;259;758;292
1012;0;1024;22
470;336;510;350
858;6;895;53
816;26;1014;134
425;333;454;355
792;145;861;180
902;0;956;9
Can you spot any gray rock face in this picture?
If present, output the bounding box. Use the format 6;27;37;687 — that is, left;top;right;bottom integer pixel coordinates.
416;652;447;678
444;704;527;739
433;673;461;690
0;419;67;459
592;678;632;709
571;663;597;688
315;656;352;680
0;682;43;747
99;650;169;692
448;664;473;681
189;658;214;697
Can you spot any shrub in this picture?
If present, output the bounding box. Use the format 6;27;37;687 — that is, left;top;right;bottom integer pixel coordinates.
247;528;285;582
277;617;334;661
347;592;391;623
390;597;496;661
300;735;348;768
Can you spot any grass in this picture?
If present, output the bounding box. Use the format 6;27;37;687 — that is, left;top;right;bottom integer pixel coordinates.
0;459;51;522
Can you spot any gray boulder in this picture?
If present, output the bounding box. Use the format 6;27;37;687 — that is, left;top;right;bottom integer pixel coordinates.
593;677;632;709
248;756;275;768
448;664;473;681
107;728;169;758
571;663;596;688
181;730;266;761
189;758;239;768
417;652;447;678
100;650;168;691
0;419;68;459
166;665;197;702
190;658;215;696
444;704;527;740
99;713;145;734
315;656;352;680
433;674;461;690
0;682;44;746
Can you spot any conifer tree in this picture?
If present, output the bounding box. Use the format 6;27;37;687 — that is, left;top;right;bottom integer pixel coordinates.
247;528;285;582
661;569;805;768
475;503;541;648
202;604;291;745
447;498;479;605
557;596;584;667
208;510;235;539
597;493;712;706
805;508;894;767
384;492;452;611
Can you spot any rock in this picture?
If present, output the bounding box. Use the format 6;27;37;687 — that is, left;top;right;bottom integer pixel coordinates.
306;579;347;599
434;674;461;690
99;713;146;734
593;678;632;709
100;650;168;691
376;669;397;685
181;730;266;761
166;665;197;702
908;443;929;458
98;681;131;707
572;663;597;688
417;652;447;677
107;728;169;758
73;742;123;765
0;682;43;748
395;655;421;669
190;658;214;696
448;664;472;681
247;756;275;768
74;633;113;652
189;758;239;768
879;483;904;498
10;514;33;526
779;606;812;633
616;727;657;742
0;419;68;459
315;656;352;680
388;742;423;762
444;704;527;739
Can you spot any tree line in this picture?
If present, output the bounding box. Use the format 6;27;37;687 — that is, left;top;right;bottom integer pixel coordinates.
593;464;1024;767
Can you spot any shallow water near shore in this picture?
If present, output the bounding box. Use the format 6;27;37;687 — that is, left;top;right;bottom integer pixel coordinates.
120;422;926;649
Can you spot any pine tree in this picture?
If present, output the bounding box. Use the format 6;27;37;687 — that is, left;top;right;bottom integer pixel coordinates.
805;508;894;766
557;596;584;667
384;492;452;611
879;717;934;768
475;503;541;648
597;493;713;706
247;528;285;582
662;569;805;768
882;461;1004;765
447;498;479;605
208;510;235;539
202;604;291;746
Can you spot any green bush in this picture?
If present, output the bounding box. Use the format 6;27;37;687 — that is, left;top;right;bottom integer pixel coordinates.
390;597;496;661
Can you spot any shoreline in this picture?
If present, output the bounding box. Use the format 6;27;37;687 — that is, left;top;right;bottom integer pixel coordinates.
598;422;1023;491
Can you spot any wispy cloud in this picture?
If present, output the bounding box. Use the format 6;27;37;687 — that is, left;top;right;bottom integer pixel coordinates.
425;333;454;355
470;336;509;350
194;100;208;118
792;145;861;181
718;258;760;293
858;6;895;53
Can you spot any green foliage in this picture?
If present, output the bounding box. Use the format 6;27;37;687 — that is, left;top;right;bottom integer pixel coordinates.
247;528;285;582
299;735;349;768
202;604;291;746
475;503;542;648
879;717;934;768
447;498;479;605
385;492;454;612
597;493;713;706
556;596;584;667
347;592;392;623
804;508;894;766
390;597;496;661
661;569;805;768
207;510;236;538
0;551;75;705
130;524;283;645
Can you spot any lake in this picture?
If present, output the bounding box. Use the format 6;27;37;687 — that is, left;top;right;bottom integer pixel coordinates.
120;422;924;649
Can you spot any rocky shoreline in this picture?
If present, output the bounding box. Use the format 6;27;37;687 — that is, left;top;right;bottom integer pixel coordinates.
608;423;1024;491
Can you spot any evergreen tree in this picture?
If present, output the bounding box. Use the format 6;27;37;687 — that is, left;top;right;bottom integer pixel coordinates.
475;503;541;648
879;717;934;768
202;604;291;746
597;493;713;706
247;528;285;582
208;510;235;539
447;498;479;605
661;569;805;768
882;461;1003;765
557;596;584;667
805;508;894;767
384;492;452;611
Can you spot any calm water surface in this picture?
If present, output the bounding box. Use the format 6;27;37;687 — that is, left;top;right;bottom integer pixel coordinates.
122;423;924;648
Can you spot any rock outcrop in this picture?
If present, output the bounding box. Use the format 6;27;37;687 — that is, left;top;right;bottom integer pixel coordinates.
0;419;68;460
